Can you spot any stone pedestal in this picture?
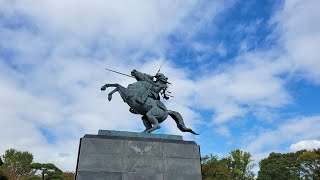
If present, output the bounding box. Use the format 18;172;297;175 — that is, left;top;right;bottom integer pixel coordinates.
75;130;202;180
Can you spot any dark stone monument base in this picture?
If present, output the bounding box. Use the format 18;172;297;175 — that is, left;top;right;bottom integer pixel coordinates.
75;130;202;180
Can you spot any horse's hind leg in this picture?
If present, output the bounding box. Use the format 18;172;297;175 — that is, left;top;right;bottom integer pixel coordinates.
141;115;152;132
144;107;161;133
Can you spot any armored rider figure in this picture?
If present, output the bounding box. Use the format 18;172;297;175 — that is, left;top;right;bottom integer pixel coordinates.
131;69;170;104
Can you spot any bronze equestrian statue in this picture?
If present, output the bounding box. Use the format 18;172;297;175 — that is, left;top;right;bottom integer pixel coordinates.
101;69;198;135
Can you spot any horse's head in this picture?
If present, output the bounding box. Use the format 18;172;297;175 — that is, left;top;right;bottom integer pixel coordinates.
131;69;141;81
131;69;137;76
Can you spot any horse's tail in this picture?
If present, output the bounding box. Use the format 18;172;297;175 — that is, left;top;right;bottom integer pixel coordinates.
168;110;199;135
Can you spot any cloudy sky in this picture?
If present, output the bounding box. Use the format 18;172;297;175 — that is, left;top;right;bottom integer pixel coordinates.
1;0;320;172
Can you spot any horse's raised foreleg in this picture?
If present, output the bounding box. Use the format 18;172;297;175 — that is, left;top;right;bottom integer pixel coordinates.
101;83;120;90
101;83;130;103
107;88;118;101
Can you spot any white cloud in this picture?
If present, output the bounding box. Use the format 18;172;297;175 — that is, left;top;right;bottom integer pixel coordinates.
289;140;320;151
189;0;320;123
275;0;320;83
194;52;291;123
215;126;231;137
0;0;223;55
252;116;320;151
243;115;320;165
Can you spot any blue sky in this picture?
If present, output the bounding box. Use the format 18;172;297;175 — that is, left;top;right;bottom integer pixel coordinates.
0;0;320;172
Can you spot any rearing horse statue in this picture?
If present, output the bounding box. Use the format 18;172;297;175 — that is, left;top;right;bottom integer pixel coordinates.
100;69;198;135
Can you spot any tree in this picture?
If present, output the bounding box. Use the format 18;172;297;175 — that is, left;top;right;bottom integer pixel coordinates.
298;149;320;179
62;171;74;180
30;163;63;180
1;149;34;180
258;152;301;180
62;172;75;180
0;171;9;180
0;168;9;180
23;175;41;180
257;149;320;180
201;155;232;180
201;149;255;180
0;157;7;180
227;149;255;180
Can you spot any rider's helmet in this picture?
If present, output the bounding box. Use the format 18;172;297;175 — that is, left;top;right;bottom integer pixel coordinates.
155;73;168;83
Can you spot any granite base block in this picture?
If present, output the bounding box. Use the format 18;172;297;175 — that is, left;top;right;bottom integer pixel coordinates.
75;130;202;180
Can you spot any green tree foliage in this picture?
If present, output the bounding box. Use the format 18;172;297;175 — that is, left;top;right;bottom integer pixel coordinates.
29;163;63;180
1;148;34;180
0;170;9;180
0;157;7;180
227;149;255;180
257;149;320;180
202;155;232;180
1;149;70;180
0;158;8;180
299;149;320;179
0;173;9;180
202;149;255;180
62;172;75;180
23;175;42;180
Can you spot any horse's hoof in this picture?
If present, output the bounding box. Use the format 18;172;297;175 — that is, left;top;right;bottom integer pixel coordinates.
101;86;106;91
108;96;112;101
